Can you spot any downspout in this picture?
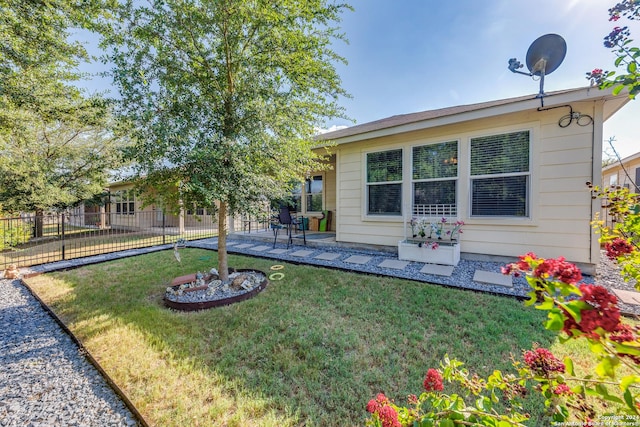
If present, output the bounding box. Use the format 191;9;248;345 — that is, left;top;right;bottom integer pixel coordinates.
590;100;605;268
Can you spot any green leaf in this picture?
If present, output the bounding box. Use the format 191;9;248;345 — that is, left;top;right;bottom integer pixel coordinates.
564;357;574;376
624;388;638;414
535;297;555;311
595;356;619;378
629;61;637;73
613;84;626;95
544;311;565;331
620;375;640;392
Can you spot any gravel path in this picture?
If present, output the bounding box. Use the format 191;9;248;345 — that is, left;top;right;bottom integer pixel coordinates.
0;278;141;427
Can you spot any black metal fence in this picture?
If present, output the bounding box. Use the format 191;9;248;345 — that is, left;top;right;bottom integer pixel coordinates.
0;210;218;269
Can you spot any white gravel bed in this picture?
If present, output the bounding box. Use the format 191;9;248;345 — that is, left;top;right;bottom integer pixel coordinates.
0;278;140;427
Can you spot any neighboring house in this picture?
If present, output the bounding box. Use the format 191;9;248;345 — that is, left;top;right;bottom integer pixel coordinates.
107;180;217;231
601;150;640;227
311;86;631;273
602;151;640;191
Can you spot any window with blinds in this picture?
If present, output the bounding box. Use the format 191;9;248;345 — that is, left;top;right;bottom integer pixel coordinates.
470;130;530;217
305;175;323;212
366;149;402;215
412;141;458;216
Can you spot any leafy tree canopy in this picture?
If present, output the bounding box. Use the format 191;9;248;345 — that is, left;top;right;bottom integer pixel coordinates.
0;0;127;215
104;0;351;278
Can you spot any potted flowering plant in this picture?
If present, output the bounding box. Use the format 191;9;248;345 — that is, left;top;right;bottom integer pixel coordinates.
399;217;464;265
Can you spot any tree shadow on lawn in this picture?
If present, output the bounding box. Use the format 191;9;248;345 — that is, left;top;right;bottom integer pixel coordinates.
26;249;556;427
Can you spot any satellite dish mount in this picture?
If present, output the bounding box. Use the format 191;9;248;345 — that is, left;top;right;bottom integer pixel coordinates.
508;34;567;102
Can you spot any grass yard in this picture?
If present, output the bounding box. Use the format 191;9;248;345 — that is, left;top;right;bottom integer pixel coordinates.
25;248;563;426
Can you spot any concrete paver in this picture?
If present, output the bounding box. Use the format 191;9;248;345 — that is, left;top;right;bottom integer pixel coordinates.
473;270;512;287
314;252;341;261
344;255;372;265
378;259;409;270
420;264;454;277
613;288;640;306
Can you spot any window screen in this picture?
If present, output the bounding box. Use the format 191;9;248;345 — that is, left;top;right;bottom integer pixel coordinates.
367;149;402;215
470;131;530;217
412;141;458;216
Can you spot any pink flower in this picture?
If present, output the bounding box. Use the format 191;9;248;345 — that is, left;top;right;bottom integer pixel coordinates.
605;237;635;259
563;284;620;338
553;384;572;395
523;347;565;376
423;368;444;392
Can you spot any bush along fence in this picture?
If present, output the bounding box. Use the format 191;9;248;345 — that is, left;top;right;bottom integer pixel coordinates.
0;210;218;270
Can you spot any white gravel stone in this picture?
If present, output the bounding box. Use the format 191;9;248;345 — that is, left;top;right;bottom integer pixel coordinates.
0;278;141;426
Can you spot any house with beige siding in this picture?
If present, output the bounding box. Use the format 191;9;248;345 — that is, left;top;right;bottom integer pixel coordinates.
602;151;640;191
601;150;640;227
309;86;631;273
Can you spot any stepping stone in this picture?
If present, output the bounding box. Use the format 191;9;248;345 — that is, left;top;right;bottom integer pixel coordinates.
473;270;512;287
291;250;314;257
378;259;409;270
234;243;254;249
269;248;288;254
315;252;341;261
613;289;640;306
225;241;237;246
344;255;372;265
250;245;271;252
420;264;454;277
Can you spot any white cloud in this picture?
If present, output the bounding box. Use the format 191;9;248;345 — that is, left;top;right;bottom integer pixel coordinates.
315;124;349;135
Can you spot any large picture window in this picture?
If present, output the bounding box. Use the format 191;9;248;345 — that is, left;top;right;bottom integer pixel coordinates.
412;141;458;216
366;149;402;215
470;130;530;217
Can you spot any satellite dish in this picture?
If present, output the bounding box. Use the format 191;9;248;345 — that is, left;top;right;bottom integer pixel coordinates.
525;34;566;76
508;33;567;102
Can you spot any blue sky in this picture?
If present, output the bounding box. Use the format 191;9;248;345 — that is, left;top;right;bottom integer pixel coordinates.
74;0;639;158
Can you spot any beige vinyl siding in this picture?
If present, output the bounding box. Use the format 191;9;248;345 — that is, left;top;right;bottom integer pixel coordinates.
334;100;604;266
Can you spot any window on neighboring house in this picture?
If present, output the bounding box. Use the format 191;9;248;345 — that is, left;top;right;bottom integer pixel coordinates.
305;175;323;212
470;130;530;217
113;190;135;215
366;149;402;215
412;141;458;217
609;175;618;187
635;167;640;192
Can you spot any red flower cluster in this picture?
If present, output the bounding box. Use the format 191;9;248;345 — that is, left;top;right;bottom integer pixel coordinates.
501;252;537;277
605;237;635;260
366;393;401;427
563;285;620;338
523;347;565;376
533;256;582;284
610;323;637;343
553;384;573;395
423;368;444;392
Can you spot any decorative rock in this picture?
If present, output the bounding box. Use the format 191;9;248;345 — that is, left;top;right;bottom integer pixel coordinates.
230;274;248;290
3;264;19;279
209;268;218;276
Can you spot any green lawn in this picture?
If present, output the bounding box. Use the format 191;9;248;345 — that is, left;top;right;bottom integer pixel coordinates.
25;248;559;426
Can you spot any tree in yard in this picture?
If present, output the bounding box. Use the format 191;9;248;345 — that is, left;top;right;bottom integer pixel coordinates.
104;0;351;280
0;0;126;235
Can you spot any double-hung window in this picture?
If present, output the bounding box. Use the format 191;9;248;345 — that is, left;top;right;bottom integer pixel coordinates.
470;130;530;217
412;141;458;217
305;175;323;212
366;149;402;216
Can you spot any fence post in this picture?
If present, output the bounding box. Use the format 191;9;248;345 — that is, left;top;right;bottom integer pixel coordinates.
61;213;66;260
162;211;166;245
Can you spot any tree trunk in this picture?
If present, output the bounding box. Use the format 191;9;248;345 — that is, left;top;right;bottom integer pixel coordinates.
34;209;44;238
217;201;229;281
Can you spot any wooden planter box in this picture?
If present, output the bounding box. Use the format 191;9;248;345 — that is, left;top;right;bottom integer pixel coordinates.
398;239;460;266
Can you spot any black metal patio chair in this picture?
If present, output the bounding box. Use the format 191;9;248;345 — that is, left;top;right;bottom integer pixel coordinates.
272;206;306;249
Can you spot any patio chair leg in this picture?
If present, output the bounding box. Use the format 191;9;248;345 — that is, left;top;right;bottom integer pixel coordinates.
273;227;278;249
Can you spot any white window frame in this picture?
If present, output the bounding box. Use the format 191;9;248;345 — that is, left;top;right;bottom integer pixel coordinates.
364;148;403;218
304;174;324;213
411;140;459;219
113;190;135;216
468;129;531;219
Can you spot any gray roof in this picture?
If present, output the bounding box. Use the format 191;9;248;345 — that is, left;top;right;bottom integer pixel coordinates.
317;86;620;142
